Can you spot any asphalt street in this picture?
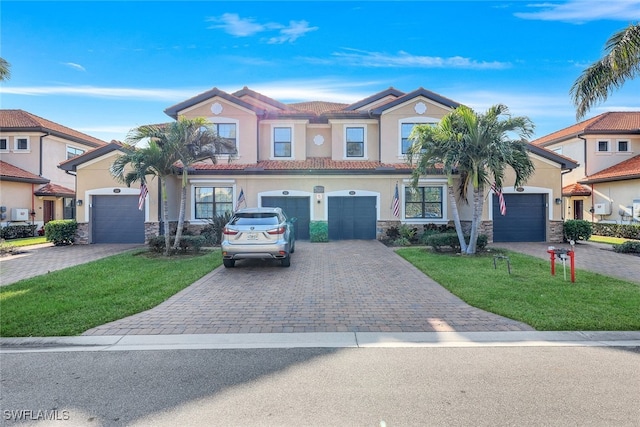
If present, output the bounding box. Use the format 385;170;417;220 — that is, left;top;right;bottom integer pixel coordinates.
1;346;639;426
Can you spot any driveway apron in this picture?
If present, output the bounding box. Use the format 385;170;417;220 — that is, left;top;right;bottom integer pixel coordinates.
83;241;533;336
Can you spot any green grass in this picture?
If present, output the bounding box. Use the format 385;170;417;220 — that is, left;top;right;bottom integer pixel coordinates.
396;248;640;331
2;236;48;247
588;235;633;245
0;249;222;337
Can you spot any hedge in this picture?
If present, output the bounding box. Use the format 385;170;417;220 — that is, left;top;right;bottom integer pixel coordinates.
44;220;77;246
563;219;592;241
0;224;37;239
148;235;206;253
592;223;640;240
310;221;329;243
424;232;488;252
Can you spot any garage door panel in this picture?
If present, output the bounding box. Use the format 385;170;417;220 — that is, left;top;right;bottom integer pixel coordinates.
328;196;376;240
92;195;145;243
493;194;545;242
261;196;310;240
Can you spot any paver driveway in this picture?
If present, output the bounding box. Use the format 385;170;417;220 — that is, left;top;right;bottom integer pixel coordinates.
83;241;533;335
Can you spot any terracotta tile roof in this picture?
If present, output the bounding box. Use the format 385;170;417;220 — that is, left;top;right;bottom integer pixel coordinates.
562;183;592;197
0;109;107;147
0;160;49;183
579;154;640;184
532;112;640;147
287;101;349;115
192;157;417;172
34;183;75;197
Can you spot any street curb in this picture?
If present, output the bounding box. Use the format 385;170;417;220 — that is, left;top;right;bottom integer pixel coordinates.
1;331;639;353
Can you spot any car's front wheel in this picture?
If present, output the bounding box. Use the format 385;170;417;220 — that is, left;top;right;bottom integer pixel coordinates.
223;259;236;268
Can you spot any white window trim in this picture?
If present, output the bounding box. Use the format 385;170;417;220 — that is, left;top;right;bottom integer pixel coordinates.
596;139;611;154
401;179;448;224
0;137;8;152
398;117;439;159
207;116;240;160
270;124;294;160
616;139;632;154
66;144;85;159
14;136;30;152
343;125;367;159
189;181;236;223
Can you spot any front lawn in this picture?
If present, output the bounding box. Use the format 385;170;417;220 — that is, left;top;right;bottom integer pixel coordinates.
0;249;222;337
396;248;640;331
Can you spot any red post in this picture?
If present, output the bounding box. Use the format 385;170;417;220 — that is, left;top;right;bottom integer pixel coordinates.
569;250;575;283
547;249;556;276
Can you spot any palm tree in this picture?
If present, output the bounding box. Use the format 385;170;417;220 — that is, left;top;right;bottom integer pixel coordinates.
0;57;11;81
123;117;236;252
409;105;535;254
571;23;640;120
110;140;176;255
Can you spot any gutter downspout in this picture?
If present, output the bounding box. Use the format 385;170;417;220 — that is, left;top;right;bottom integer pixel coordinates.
39;132;50;176
577;134;587;177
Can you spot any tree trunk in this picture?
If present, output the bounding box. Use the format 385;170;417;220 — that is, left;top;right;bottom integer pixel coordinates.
466;182;484;254
172;169;188;250
448;184;467;253
160;178;171;256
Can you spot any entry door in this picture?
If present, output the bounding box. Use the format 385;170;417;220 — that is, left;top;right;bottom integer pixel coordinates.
43;200;54;223
573;200;583;220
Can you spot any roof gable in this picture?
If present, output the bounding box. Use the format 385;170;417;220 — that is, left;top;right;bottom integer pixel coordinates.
0;109;107;147
345;87;405;111
371;87;461;114
59;141;124;172
164;87;265;119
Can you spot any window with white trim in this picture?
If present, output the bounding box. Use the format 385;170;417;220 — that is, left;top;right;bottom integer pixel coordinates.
0;138;7;151
194;186;233;219
400;120;437;154
15;137;29;151
404;186;444;219
346;127;365;157
597;140;609;152
213;123;237;155
66;146;85;159
617;140;629;152
273;127;292;158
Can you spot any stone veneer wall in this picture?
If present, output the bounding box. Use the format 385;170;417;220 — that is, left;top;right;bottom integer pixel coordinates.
75;223;89;245
144;222;160;243
376;220;402;240
548;220;564;243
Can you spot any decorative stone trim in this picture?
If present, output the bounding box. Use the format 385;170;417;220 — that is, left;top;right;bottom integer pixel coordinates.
548;220;564;243
376;220;402;240
75;223;89;245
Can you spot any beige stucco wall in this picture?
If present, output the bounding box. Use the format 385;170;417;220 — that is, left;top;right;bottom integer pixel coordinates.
588;179;640;224
74;152;160;224
305;125;332;158
177;96;259;164
584;134;639;177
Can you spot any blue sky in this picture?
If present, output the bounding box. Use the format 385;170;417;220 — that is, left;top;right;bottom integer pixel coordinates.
1;0;639;143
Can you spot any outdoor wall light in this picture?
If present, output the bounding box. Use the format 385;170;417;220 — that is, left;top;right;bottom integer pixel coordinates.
555;198;562;205
76;200;83;206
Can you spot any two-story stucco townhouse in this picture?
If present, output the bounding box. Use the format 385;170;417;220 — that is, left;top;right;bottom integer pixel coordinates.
0;110;107;232
60;86;576;244
531;112;640;225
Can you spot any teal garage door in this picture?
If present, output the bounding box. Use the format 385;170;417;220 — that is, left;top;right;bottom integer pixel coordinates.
261;196;310;240
328;196;377;240
493;193;546;242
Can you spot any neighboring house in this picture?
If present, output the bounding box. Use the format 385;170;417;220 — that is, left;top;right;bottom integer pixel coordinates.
61;86;576;244
0;110;107;231
531;112;640;224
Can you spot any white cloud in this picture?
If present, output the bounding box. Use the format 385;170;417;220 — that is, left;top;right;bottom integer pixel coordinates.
267;20;318;44
515;0;640;23
327;48;510;70
206;13;316;43
0;86;198;101
63;62;86;72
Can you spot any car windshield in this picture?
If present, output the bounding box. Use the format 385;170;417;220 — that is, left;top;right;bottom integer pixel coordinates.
232;213;280;226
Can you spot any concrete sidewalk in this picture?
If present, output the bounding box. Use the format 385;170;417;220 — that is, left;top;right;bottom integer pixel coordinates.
1;331;639;353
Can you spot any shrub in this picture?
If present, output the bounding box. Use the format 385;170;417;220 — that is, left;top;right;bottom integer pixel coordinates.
0;224;37;239
200;212;232;246
564;219;592;241
613;240;640;254
310;221;329;243
44;220;77;246
425;232;487;252
386;226;400;240
392;237;412;246
592;223;640;240
399;224;418;243
148;235;206;254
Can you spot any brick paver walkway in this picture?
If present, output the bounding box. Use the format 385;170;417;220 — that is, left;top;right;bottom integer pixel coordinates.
83;241;534;336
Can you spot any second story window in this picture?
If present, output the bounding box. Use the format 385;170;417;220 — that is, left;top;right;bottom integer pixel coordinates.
67;146;85;159
274;127;292;157
618;140;629;152
214;123;237;155
346;127;364;157
597;140;609;152
0;138;7;151
15;137;29;151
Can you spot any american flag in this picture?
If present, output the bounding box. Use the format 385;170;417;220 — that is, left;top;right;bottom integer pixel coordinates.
235;188;246;210
491;182;506;216
392;183;400;217
138;182;148;211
